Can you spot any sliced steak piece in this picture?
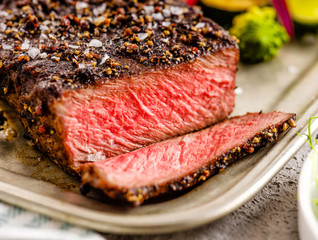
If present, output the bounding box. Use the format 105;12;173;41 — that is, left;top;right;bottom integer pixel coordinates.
81;112;296;206
0;0;238;174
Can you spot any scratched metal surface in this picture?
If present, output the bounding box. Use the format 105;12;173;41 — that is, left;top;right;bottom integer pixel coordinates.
0;40;318;234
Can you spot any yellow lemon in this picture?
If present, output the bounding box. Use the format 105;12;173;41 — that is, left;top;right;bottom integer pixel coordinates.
287;0;318;25
201;0;269;12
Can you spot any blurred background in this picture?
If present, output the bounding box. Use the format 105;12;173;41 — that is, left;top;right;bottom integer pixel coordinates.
189;0;318;36
185;0;318;64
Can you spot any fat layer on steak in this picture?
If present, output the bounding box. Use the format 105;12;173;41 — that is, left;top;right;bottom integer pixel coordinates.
0;0;238;174
81;112;296;206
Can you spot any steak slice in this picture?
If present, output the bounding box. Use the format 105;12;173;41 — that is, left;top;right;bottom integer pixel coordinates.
81;112;296;206
0;0;238;174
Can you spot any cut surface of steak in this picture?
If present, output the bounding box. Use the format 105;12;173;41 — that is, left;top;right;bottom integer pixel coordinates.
81;112;296;206
0;0;238;174
56;49;237;167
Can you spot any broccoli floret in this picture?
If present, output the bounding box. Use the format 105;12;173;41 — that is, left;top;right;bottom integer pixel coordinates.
230;6;290;63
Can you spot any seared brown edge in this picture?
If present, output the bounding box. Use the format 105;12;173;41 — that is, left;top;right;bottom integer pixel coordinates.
82;114;296;206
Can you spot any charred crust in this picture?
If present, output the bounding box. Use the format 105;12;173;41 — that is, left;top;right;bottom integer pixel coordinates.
3;90;78;176
83;114;296;207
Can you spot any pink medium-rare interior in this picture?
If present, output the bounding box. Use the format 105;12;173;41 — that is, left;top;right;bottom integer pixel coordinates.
54;48;238;165
83;112;293;189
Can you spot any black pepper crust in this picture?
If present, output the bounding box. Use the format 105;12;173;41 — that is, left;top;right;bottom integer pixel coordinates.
0;0;238;175
82;114;296;206
0;0;237;98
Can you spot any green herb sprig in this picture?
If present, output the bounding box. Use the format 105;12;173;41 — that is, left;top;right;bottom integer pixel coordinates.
229;6;290;63
298;116;318;206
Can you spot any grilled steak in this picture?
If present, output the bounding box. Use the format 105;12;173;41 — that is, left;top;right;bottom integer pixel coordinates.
0;0;238;174
81;112;296;206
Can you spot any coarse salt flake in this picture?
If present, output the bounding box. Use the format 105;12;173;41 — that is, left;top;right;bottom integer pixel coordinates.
163;9;171;17
93;3;106;16
137;33;148;41
94;16;106;26
152;23;158;29
40;25;49;34
162;21;171;27
78;63;86;69
170;6;183;15
39;33;48;42
131;13;138;21
39;53;47;59
69;44;80;49
89;39;103;48
51;56;60;61
2;44;13;50
48;34;56;40
152;12;164;21
0;11;9;17
86;16;93;23
147;22;153;29
27;47;40;59
195;22;205;28
21;39;30;50
100;54;110;64
144;6;154;14
76;2;89;11
161;38;169;43
0;22;7;32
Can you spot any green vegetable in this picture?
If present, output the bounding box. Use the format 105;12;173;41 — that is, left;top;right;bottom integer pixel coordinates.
229;6;290;63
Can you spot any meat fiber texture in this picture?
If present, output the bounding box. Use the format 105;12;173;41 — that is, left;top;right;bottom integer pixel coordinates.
0;0;238;175
81;112;296;206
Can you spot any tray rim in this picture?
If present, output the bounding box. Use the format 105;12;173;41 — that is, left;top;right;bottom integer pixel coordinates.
1;48;318;234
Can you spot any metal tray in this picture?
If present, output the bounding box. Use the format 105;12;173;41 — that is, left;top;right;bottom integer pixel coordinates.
1;40;318;234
